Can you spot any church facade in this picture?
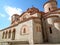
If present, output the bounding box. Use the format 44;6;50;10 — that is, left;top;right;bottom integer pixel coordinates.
0;0;60;45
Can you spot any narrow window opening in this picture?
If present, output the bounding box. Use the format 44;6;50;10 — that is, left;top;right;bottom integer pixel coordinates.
12;29;15;40
49;8;50;11
5;31;7;39
36;26;40;32
8;30;11;38
23;28;26;33
2;32;4;39
49;27;52;34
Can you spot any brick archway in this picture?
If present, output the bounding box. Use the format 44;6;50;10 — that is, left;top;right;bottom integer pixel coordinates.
20;25;29;35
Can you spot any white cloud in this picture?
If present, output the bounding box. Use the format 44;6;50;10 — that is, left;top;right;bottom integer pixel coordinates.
4;6;23;20
0;13;6;17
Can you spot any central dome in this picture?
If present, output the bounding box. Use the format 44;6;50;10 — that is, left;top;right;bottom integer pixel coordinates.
26;7;40;15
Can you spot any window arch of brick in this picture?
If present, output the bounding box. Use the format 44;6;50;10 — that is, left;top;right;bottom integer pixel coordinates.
20;25;29;35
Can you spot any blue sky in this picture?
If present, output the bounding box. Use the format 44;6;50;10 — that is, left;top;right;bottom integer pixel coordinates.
0;0;60;30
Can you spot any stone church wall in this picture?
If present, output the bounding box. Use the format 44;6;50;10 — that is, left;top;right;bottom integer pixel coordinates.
15;20;33;42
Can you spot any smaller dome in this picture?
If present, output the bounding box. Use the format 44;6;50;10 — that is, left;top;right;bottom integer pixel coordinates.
43;0;57;13
11;14;20;24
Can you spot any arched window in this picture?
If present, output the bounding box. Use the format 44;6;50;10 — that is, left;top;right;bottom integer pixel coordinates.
36;26;38;32
23;28;26;33
49;8;50;11
2;32;5;39
20;25;29;35
8;30;11;38
36;26;41;32
49;27;52;34
12;28;16;40
5;31;8;39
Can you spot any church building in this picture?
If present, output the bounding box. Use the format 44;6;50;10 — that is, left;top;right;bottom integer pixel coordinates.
0;0;60;45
